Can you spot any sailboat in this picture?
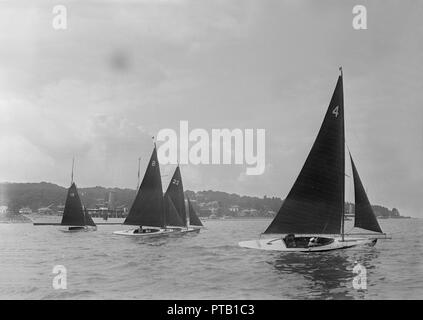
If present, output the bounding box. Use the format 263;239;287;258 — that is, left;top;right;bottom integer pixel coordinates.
163;165;200;234
239;68;388;252
60;160;97;232
113;145;181;237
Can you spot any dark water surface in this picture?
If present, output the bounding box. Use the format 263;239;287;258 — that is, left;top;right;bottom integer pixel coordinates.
0;218;421;299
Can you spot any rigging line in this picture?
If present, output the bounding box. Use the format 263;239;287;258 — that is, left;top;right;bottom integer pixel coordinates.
345;142;353;155
345;142;353;204
137;157;141;190
378;230;402;235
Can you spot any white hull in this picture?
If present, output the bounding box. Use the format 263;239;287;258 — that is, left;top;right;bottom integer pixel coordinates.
189;225;204;230
239;236;377;252
167;226;201;235
180;227;201;234
113;226;201;237
113;227;177;237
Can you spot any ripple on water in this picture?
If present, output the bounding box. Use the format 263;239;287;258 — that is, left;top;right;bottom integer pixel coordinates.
0;219;422;299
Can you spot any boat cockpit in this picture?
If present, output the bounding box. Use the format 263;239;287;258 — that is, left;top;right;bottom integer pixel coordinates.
282;234;335;248
134;227;160;234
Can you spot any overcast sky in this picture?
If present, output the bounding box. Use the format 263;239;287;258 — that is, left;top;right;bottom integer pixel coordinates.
0;0;422;217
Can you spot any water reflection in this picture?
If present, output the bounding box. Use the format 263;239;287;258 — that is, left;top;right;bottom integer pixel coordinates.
270;247;380;299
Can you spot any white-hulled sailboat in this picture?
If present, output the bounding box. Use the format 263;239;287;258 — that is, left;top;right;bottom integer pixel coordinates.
164;165;200;234
113;145;181;237
239;68;389;252
61;160;97;232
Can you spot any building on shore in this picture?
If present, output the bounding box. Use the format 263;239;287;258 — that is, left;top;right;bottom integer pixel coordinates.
19;207;33;214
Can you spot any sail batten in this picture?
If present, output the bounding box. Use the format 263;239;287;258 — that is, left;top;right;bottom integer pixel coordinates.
350;154;382;233
264;75;345;235
124;147;165;227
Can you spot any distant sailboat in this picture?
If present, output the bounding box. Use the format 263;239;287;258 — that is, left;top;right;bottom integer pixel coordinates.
164;165;200;234
61;159;97;232
113;145;181;237
239;68;388;252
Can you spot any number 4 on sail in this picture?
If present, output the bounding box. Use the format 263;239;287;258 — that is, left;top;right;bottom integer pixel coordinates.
239;68;389;252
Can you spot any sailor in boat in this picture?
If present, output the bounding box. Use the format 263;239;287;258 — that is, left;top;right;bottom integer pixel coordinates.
283;234;297;248
283;234;328;248
133;227;157;234
308;237;319;248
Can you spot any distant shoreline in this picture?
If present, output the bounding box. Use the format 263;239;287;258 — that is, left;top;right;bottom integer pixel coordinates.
1;182;407;220
0;213;417;224
377;216;412;219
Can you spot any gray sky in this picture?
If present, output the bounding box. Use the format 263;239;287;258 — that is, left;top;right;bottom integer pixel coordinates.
0;0;422;217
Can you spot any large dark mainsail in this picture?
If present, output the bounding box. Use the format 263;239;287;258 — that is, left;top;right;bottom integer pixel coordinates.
265;75;345;234
350;154;382;233
124;146;165;228
164;195;185;227
164;166;187;226
61;183;86;226
187;197;203;227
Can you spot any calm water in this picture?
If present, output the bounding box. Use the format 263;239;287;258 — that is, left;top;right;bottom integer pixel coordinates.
0;218;421;299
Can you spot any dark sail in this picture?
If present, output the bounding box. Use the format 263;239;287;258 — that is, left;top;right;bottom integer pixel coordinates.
350;154;382;233
61;183;86;226
164;195;184;226
124;147;165;227
265;75;345;234
164;166;187;226
84;208;96;227
188;197;203;227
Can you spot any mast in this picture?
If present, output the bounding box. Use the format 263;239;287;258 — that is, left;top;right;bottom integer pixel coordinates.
340;66;345;242
71;157;75;185
153;136;165;228
180;164;188;228
186;197;190;226
184;197;191;228
137;157;141;190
